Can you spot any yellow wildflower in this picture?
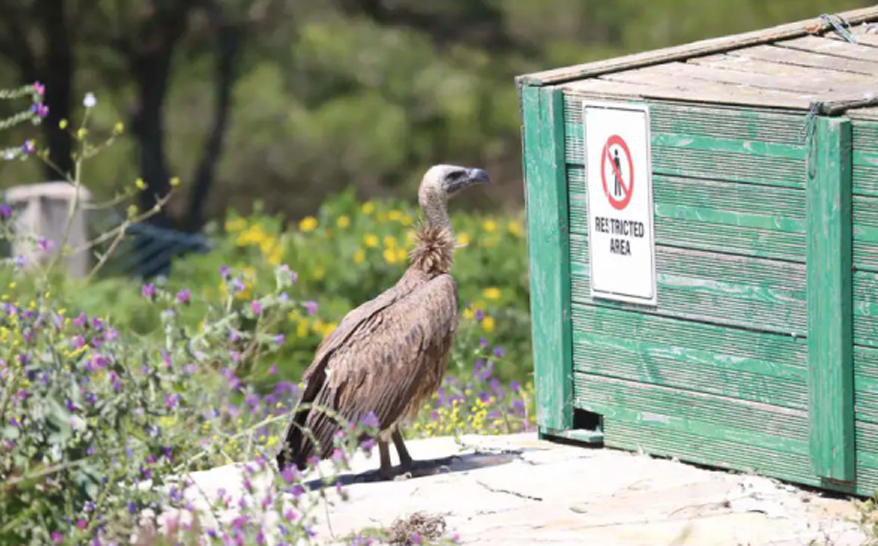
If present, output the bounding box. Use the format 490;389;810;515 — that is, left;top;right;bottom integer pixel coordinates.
170;177;181;187
225;217;247;233
296;319;309;338
76;128;87;140
483;287;501;300
114;121;124;135
383;248;399;264
364;234;379;248
482;220;497;232
354;249;365;264
266;435;280;448
395;247;407;263
362;202;375;215
336;215;350;228
456;232;470;246
59;119;68;130
400;215;413;226
508;221;523;237
8;282;16;289
127;204;138;218
135;178;147;190
299;216;318;232
463;308;474;320
313;267;325;280
383;236;397;248
377;212;388;223
388;210;402;222
482;316;495;333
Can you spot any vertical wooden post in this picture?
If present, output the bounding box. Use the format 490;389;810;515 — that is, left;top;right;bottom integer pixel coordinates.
520;83;573;435
807;115;855;482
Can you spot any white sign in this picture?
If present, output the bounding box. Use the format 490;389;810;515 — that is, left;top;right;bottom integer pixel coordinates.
583;101;657;305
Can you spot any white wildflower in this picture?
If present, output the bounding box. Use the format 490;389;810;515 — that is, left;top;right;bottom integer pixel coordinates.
83;92;97;108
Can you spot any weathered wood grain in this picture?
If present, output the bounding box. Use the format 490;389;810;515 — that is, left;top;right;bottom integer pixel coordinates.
854;195;878;271
604;419;820;489
574;374;807;446
562;74;814;110
568;168;806;261
519;6;878;85
570;235;808;336
807;116;855;482
565;128;807;189
572;304;807;409
520;84;574;436
728;43;878;75
778;35;878;63
690;53;877;87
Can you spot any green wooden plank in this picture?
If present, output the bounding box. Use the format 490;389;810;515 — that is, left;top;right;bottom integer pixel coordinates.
521;84;573;434
572;305;808;409
854;347;878;424
573;374;807;447
569;169;806;261
604;420;823;490
563;94;806;145
568;169;807;262
852;164;878;197
854;272;878;348
570;235;808;336
807;116;854;482
854;195;878;271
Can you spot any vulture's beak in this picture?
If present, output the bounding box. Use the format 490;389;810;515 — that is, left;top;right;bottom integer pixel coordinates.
465;168;490;185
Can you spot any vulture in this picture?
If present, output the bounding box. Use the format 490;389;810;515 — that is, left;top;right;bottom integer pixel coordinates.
276;164;490;478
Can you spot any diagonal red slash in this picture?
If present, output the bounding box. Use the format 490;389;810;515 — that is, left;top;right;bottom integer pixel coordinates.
605;143;630;198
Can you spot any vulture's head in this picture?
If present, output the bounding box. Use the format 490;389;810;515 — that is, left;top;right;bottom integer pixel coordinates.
418;165;490;225
420;164;490;199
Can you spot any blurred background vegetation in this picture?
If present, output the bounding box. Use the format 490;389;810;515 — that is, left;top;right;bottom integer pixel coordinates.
0;0;870;224
0;0;870;385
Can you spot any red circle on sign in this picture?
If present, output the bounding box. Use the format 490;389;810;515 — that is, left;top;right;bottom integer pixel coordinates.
600;135;634;211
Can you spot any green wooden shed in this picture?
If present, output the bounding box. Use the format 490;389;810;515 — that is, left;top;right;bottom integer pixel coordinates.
518;6;878;495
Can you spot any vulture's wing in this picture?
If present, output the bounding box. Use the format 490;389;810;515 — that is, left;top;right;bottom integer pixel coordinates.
279;274;457;467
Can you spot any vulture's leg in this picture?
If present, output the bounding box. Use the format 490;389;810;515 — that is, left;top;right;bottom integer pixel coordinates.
378;439;394;479
392;429;414;468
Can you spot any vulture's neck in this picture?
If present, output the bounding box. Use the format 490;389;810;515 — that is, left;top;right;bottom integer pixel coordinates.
410;189;454;276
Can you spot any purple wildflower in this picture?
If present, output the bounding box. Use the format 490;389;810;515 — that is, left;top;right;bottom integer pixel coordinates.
230;278;245;293
359;411;380;429
220;265;230;278
0;203;12;219
269;363;278;375
72;335;86;349
411;533;423;545
31;103;48;118
141;283;156;300
175;289;191;305
13;255;25;269
510;380;520;393
165;394;180;409
479;337;489;348
161;350;172;368
51;531;63;544
475;309;485;321
273;333;285;345
127;502;137;514
304;300;318;316
493;346;505;358
73;312;89;329
250;300;263;315
21;140;35;155
33;81;45;96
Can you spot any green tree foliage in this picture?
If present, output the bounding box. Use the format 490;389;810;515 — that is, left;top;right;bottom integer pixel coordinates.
0;0;870;224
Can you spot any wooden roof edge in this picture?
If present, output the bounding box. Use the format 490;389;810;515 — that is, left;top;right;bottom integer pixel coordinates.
515;5;878;88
